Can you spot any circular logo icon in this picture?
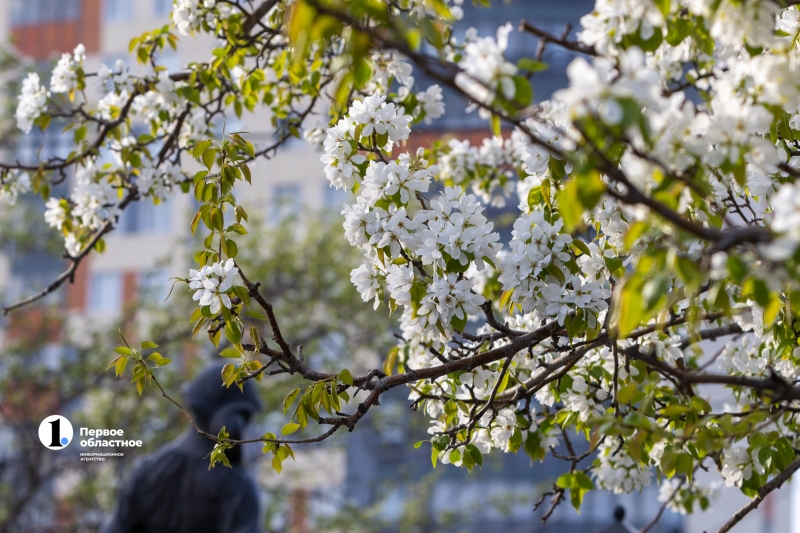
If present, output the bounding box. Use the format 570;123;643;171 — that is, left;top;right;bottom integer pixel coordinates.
38;415;73;450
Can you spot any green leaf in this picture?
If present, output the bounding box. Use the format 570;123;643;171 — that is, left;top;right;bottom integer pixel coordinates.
284;388;301;415
617;382;637;405
221;363;235;387
572;239;592;256
666;17;690;46
512;76;532;107
490;114;501;137
556;473;574;489
202;148;216;171
691;19;714;56
556;179;582;231
654;0;670;17
616;279;643;338
114;346;132;355
465;444;483;467
211;208;224;232
574;472;594;490
219;346;242;358
517;58;548;73
642;276;668;312
190;211;202;236
339;368;354;386
450;312;468;332
115;356;128;377
624;221;648;251
271;454;283;473
140;340;159;349
225;321;242;345
576;170;606;210
245;311;268;321
193;139;213;158
352;57;373;88
281;422;301;435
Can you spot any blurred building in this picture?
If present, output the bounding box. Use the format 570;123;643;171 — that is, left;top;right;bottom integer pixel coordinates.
0;1;787;533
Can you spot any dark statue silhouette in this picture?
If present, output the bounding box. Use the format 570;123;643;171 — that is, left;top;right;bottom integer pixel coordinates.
102;363;262;533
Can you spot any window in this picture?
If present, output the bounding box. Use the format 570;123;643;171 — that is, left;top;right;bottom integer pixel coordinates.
322;183;349;212
153;0;172;17
272;184;301;223
10;0;81;26
156;51;182;73
138;268;170;304
118;199;172;235
16;127;72;166
104;0;132;22
88;271;123;313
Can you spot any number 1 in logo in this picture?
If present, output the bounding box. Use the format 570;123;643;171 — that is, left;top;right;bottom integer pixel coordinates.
38;415;73;450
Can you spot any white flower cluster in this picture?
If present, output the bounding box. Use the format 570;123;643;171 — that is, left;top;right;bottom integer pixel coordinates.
411;185;500;271
456;23;518;113
50;44;85;94
0;173;31;206
718;334;800;382
68;165;121;232
512;110;572;199
765;181;800;260
578;0;665;56
426;405;556;466
179;108;212;148
322;95;411;190
172;0;240;35
498;209;611;326
189;258;242;314
43;163;122;256
403;0;464;21
639;332;683;366
593;439;652;494
657;478;719;515
137;160;182;200
437;136;517;207
16;73;48;133
368;51;445;124
132;72;180;123
324;92;502;342
720;445;764;488
561;375;605;422
416;84;445;123
346;182;500;342
405;271;486;341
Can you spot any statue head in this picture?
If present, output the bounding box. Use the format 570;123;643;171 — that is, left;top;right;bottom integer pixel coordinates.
181;362;262;461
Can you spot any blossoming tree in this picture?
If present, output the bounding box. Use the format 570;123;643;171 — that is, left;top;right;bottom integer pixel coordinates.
7;0;800;529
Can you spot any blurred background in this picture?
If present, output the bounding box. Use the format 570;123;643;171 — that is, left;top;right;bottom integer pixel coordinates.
0;1;792;532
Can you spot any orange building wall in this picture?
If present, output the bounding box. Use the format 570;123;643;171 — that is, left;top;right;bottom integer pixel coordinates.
66;257;89;310
11;0;100;60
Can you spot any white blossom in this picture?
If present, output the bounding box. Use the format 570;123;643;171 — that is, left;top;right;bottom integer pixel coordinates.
189;258;242;314
50;44;85;94
16;73;48;133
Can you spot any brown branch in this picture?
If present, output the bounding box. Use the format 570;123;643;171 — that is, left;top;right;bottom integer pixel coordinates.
625;346;800;402
519;20;596;56
679;324;744;349
1;190;137;315
715;455;800;533
640;476;685;533
243;0;281;34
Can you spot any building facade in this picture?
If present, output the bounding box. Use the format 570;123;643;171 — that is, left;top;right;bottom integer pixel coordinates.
0;1;792;533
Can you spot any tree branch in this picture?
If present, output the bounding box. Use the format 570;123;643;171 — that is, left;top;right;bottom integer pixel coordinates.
715;455;800;533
